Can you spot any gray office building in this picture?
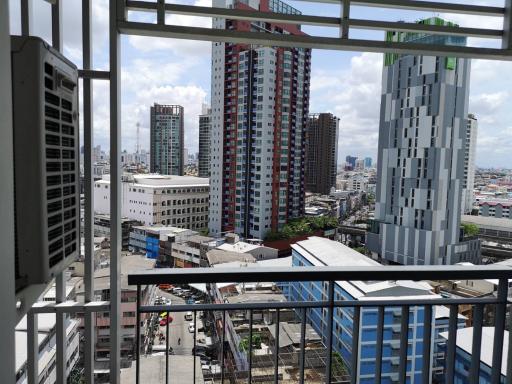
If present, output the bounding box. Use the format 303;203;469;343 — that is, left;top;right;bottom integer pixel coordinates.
198;106;211;178
150;103;184;175
367;17;480;265
305;113;339;195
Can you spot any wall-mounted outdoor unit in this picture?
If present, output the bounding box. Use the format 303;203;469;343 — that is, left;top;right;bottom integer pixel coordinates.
11;36;80;301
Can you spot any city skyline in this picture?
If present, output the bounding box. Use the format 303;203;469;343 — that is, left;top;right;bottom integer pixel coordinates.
7;0;511;169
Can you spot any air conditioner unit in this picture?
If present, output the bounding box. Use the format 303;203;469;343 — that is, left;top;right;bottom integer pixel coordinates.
11;36;80;310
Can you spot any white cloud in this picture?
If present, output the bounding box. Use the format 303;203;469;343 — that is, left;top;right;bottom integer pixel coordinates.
310;52;383;161
127;0;212;57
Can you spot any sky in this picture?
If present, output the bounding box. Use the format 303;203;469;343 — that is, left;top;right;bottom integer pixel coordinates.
8;0;512;168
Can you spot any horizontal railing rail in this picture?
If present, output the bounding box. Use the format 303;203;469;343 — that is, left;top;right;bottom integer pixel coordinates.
122;0;512;61
128;265;512;285
129;266;512;384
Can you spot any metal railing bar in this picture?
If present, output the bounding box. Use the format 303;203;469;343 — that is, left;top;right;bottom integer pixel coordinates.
421;305;432;384
21;0;31;36
51;0;62;51
221;310;226;384
118;21;512;61
82;0;95;381
138;296;502;313
504;0;512;50
248;308;253;383
125;0;504;40
299;308;306;384
398;305;409;384
126;0;505;17
350;306;361;384
325;281;335;384
51;3;67;382
29;301;110;314
193;309;197;384
127;266;512;285
445;304;458;383
27;312;38;384
375;306;384;384
274;308;280;383
491;278;508;384
351;0;505;17
166;310;170;384
341;0;350;39
136;285;141;384
78;69;111;79
110;0;122;381
507;298;512;384
55;272;67;384
348;18;503;39
469;304;483;384
127;1;339;26
157;0;165;25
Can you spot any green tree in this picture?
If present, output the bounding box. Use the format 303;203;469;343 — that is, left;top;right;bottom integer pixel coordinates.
461;223;479;237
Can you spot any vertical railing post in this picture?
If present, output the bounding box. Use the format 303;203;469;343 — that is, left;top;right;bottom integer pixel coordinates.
221;310;226;384
491;278;508;384
325;281;335;384
109;0;124;381
503;0;512;50
299;308;307;384
55;273;67;383
340;0;350;39
166;310;170;384
136;285;141;384
193;310;197;384
375;307;384;384
507;300;512;384
27;312;38;384
274;308;280;383
248;309;253;383
350;307;361;384
0;0;16;380
51;0;62;51
51;3;67;382
470;304;484;384
398;305;410;384
445;305;458;384
82;0;95;382
421;305;432;384
157;0;165;25
21;0;32;36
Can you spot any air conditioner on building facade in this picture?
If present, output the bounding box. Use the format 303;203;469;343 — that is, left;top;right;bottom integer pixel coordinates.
11;36;80;313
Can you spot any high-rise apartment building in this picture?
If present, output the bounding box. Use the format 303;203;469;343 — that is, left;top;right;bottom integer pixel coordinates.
198;106;212;178
364;157;372;169
368;17;480;265
209;0;311;239
150;103;184;175
462;114;478;214
305;113;339;195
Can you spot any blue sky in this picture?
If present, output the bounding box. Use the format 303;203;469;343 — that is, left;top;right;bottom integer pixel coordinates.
8;0;512;168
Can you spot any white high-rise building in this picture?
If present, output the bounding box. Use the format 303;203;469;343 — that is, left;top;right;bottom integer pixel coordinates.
209;0;311;239
94;174;209;229
462;114;478;214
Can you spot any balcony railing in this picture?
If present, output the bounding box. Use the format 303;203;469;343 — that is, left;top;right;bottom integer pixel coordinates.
4;0;512;383
128;265;512;384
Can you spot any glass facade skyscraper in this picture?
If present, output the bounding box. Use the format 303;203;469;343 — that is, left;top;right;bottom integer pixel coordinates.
150;103;184;176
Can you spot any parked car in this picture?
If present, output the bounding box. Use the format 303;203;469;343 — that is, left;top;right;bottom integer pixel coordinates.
184;311;193;321
159;316;173;326
188;323;195;333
